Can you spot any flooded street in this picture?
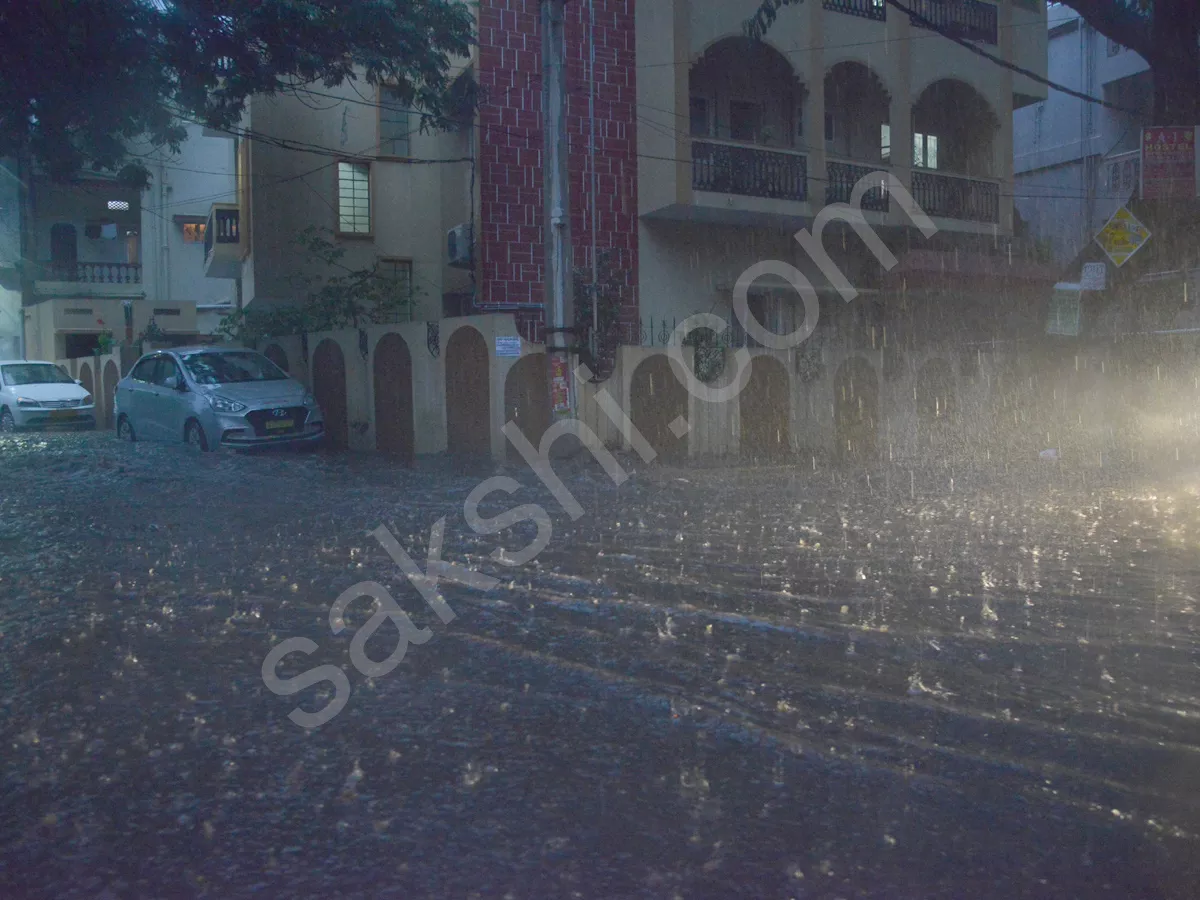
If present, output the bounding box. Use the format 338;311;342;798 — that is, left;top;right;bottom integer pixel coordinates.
2;432;1200;898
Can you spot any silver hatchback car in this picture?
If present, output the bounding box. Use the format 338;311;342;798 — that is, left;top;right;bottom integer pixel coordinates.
114;346;325;451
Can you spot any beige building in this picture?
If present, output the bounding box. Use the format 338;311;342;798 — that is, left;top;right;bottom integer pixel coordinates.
21;124;240;362
202;72;477;324
636;0;1048;330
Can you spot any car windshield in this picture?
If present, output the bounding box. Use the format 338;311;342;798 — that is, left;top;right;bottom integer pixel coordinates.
2;363;76;386
181;351;289;385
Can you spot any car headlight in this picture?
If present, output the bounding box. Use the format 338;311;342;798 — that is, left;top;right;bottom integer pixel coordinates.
208;395;247;414
302;391;317;407
16;397;38;408
83;394;93;406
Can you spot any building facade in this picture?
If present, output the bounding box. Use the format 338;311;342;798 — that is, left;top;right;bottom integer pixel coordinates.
16;124;239;363
1013;3;1151;265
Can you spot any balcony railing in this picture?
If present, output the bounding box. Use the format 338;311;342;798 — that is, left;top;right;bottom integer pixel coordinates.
909;0;998;44
40;262;142;284
204;206;240;264
826;160;890;211
911;171;1000;224
824;0;886;22
692;140;808;202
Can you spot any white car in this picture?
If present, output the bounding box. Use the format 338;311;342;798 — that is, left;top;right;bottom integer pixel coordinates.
0;360;96;432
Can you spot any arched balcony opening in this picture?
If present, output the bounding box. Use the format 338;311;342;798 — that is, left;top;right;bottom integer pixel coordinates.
823;61;891;209
911;79;1001;223
689;38;809;202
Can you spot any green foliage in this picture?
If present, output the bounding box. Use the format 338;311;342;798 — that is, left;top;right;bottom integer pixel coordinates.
0;0;475;185
95;330;115;357
574;249;627;380
215;227;417;344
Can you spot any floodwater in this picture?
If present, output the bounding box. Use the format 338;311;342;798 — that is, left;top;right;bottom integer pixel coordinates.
1;432;1199;898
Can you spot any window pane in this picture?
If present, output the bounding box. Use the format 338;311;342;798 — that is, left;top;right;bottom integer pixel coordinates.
337;163;370;233
913;132;924;167
380;87;411;157
880;123;891;162
927;135;939;169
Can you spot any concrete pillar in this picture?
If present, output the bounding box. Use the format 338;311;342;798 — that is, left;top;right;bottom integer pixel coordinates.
806;0;826;206
998;0;1016;235
887;2;913;198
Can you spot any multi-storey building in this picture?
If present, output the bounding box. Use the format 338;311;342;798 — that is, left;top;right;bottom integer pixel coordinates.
200;0;1055;463
1013;3;1151;264
11;125;239;363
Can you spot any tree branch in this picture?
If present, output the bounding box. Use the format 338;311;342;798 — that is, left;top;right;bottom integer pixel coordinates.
1056;1;1155;64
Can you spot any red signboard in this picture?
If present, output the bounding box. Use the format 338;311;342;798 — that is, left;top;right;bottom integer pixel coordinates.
1140;127;1199;200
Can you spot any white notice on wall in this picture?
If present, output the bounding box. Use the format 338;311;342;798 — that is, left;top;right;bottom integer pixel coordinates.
495;336;522;358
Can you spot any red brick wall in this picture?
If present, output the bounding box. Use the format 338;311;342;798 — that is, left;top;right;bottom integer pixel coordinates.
475;0;638;339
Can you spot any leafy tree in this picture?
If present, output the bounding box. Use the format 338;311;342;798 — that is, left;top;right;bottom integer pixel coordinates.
745;0;1199;125
0;0;474;185
215;227;416;344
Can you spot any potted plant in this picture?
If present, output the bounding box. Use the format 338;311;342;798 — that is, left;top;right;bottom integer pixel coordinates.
95;318;116;357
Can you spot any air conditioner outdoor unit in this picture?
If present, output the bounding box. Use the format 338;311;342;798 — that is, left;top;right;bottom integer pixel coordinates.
447;224;473;269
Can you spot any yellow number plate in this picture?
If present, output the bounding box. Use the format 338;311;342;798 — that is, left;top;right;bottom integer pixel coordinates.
265;419;294;431
50;409;76;420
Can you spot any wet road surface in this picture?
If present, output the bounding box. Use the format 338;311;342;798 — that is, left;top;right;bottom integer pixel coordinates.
2;431;1199;898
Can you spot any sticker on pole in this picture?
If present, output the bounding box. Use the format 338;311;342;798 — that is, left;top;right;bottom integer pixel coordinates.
1093;205;1150;268
550;355;571;417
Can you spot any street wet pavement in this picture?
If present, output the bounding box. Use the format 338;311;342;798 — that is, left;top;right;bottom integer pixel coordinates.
2;431;1200;898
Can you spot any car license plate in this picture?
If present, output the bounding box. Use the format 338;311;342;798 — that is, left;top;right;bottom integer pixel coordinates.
265;419;294;431
50;409;76;420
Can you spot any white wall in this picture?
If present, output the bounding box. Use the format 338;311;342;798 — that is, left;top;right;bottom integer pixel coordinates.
138;125;239;322
0;159;21;357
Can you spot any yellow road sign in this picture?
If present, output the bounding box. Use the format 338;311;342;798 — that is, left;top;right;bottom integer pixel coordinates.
1094;205;1151;267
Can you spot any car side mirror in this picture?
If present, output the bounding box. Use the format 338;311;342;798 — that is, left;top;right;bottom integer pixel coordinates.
174;379;189;393
74;379;82;386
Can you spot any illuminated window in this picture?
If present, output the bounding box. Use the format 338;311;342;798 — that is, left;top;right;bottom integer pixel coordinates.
913;132;939;169
881;123;891;162
182;223;206;243
337;162;371;234
107;200;130;211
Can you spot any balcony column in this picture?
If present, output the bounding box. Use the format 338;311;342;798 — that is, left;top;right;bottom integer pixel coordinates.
674;0;692;206
887;2;913;202
804;0;825;204
997;0;1015;235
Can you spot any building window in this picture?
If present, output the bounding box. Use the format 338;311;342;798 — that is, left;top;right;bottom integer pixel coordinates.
1110;161;1121;192
107;200;130;211
824;111;835;143
913;132;939;169
689;97;710;138
336;162;371;235
377;258;414;318
379;86;411;157
182;223;206;243
880;123;891;162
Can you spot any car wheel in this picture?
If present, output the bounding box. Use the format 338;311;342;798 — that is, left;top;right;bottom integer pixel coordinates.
0;409;14;433
185;419;212;452
117;414;136;442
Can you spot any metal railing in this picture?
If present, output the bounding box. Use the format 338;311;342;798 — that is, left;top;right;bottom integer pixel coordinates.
911;171;1000;223
204;206;240;263
909;0;998;44
692;140;808;202
40;262;142;284
823;0;886;22
826;160;890;211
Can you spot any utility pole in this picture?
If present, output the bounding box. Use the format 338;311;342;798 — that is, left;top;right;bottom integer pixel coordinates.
541;0;575;423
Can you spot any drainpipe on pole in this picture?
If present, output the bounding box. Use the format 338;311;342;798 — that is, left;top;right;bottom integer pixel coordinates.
542;0;576;426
